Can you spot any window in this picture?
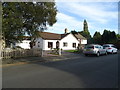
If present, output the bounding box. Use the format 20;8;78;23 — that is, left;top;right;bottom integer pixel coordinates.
38;42;40;47
111;45;116;48
73;43;76;48
63;42;68;47
103;45;110;49
85;45;94;49
48;42;53;48
95;46;99;48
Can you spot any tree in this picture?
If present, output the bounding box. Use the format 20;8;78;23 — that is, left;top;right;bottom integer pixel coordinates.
116;34;120;39
79;20;92;44
102;30;117;44
114;34;120;49
93;31;102;44
109;31;117;43
2;2;57;47
79;31;91;39
102;29;111;44
71;30;78;34
83;19;88;32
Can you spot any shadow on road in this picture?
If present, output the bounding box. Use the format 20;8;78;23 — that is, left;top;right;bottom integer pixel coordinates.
2;51;119;88
31;52;118;88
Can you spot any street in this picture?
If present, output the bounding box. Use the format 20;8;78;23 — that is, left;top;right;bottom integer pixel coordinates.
2;52;119;88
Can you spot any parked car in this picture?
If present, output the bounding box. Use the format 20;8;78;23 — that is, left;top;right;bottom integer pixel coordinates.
83;44;107;57
103;44;118;54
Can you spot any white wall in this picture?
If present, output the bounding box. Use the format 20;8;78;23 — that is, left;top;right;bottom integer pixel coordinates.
60;34;79;50
44;40;60;50
43;34;80;50
33;38;58;50
81;39;87;44
33;34;87;50
33;38;44;49
16;40;30;49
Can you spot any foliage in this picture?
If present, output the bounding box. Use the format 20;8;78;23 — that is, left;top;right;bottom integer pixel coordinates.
116;34;120;39
71;30;78;34
79;31;91;39
79;30;92;44
102;30;117;44
93;31;102;44
83;19;88;32
92;30;118;45
79;20;92;44
2;2;57;47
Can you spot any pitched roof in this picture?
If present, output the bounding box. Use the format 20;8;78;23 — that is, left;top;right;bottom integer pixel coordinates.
39;32;70;40
61;33;70;39
73;33;86;40
38;32;86;40
39;32;61;40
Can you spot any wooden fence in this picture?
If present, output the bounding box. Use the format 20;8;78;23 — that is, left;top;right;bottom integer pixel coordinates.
1;48;42;59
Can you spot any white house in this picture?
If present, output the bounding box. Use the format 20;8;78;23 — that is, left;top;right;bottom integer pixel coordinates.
15;36;31;49
33;30;87;50
15;40;31;49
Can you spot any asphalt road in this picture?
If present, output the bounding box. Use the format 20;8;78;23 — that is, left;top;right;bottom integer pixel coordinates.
2;52;119;88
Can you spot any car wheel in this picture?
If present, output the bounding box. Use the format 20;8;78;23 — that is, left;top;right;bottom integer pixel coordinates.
96;52;100;57
111;50;114;54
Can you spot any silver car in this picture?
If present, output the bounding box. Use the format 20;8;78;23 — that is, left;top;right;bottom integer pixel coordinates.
83;44;107;57
103;44;118;54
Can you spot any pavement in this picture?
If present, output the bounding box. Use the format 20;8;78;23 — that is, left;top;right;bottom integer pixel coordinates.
1;51;81;67
1;50;120;67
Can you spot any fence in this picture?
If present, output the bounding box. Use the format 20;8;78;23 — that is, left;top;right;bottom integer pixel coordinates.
1;48;42;59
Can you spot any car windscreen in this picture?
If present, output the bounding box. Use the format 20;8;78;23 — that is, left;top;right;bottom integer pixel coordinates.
85;45;94;49
111;45;116;48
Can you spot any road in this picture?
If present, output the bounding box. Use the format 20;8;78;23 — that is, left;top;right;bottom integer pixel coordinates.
2;52;119;88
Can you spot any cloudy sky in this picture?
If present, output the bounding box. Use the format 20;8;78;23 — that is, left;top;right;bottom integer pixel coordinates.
47;1;118;36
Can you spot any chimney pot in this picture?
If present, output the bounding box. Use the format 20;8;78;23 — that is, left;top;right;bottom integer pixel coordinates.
65;28;68;34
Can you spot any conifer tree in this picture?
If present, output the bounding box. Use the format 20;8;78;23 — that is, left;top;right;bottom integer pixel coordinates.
79;19;92;44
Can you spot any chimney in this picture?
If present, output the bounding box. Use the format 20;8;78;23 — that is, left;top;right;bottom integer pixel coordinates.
65;28;68;34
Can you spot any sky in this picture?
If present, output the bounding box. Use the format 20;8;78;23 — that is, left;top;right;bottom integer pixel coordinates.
46;1;118;37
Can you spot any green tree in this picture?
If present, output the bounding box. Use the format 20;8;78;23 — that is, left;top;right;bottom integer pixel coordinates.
2;2;57;47
102;29;117;44
71;30;78;34
116;34;120;39
93;31;102;44
83;19;88;32
79;20;92;44
102;29;110;44
109;31;117;43
114;34;120;49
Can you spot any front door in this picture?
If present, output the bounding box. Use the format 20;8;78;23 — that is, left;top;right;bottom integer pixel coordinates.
56;41;59;49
